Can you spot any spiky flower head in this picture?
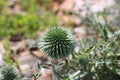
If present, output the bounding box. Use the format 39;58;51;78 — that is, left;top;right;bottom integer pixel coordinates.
39;27;75;59
0;65;20;80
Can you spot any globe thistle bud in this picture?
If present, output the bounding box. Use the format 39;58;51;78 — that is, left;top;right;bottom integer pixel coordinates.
0;65;20;80
39;27;75;59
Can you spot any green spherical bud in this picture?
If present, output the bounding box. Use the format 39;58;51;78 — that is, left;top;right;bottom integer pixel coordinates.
0;65;20;80
39;27;75;59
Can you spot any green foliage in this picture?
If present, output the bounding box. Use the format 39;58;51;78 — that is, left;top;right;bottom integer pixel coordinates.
40;27;75;59
37;24;120;80
0;0;8;13
3;38;19;67
0;12;58;38
3;38;14;64
0;0;58;38
21;0;53;11
69;30;120;80
20;0;38;12
32;63;42;80
46;29;120;80
0;65;20;80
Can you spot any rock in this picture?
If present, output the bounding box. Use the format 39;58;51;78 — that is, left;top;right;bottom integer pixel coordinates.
60;0;75;11
73;26;87;40
74;0;115;12
10;40;26;54
58;15;81;26
38;68;52;80
74;0;85;12
0;54;5;66
0;41;5;54
53;2;60;12
0;41;5;66
30;49;48;63
74;46;80;53
20;64;31;77
18;54;39;67
18;53;40;79
25;39;37;50
19;50;30;57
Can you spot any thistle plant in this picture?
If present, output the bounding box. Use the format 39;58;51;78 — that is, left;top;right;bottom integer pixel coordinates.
36;27;75;80
0;65;20;80
40;27;75;59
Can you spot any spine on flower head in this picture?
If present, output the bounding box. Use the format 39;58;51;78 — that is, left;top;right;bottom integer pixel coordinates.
39;27;75;59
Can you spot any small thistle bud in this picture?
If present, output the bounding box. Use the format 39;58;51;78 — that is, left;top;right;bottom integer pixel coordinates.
39;27;75;59
0;65;20;80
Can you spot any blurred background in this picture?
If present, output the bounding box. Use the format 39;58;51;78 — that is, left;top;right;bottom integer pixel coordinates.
0;0;120;80
0;0;117;39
